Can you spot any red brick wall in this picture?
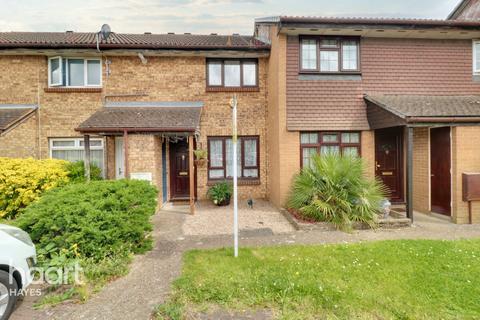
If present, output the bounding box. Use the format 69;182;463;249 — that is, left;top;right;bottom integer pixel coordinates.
286;36;480;131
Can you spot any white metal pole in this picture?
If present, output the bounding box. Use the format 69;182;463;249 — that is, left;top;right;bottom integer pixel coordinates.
231;95;239;258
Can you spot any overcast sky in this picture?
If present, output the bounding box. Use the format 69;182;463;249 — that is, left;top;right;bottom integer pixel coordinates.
0;0;461;35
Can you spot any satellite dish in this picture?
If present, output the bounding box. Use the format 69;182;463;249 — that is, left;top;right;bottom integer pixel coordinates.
100;24;111;40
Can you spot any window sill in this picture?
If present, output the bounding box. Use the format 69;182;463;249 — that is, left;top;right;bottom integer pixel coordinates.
299;73;362;81
207;179;261;186
44;87;102;93
206;87;260;93
299;71;361;75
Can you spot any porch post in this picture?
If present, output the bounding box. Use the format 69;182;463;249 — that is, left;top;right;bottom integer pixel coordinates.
406;126;414;221
188;135;195;215
124;130;129;179
83;134;91;182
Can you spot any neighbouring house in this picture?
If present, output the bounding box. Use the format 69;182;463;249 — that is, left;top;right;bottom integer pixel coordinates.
1;0;480;223
0;32;270;213
255;0;480;224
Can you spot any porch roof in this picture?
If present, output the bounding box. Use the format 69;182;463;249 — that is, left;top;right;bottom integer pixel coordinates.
76;101;202;133
0;104;37;134
365;95;480;129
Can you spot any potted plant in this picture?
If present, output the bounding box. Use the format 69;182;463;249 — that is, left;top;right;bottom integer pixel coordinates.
207;181;233;206
194;149;208;166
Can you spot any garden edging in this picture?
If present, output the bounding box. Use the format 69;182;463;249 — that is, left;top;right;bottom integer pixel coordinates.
280;208;411;231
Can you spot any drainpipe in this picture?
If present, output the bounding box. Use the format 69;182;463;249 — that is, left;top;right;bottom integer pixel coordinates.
406;127;414;222
37;60;42;159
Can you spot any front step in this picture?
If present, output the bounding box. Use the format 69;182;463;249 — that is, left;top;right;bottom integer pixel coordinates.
170;197;190;205
390;204;407;218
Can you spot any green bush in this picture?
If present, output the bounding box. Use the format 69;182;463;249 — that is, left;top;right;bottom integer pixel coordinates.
207;181;233;206
0;157;69;219
15;180;158;261
288;154;387;230
65;161;103;183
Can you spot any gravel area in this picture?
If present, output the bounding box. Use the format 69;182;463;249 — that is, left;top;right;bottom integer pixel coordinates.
182;200;296;236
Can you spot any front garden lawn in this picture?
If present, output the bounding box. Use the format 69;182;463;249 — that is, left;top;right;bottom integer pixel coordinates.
160;239;480;319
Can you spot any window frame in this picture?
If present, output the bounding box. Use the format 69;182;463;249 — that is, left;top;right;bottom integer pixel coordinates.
206;58;259;89
49;137;104;152
473;40;480;74
300;132;362;168
299;36;361;74
207;136;260;180
300;39;319;71
48;57;102;88
48;56;63;87
49;137;104;157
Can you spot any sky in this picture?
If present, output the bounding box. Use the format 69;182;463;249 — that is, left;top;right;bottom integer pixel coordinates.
0;0;462;35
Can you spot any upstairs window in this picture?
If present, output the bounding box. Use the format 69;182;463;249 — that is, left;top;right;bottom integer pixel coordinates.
207;59;258;89
48;57;102;87
474;40;480;74
300;37;360;73
301;39;317;70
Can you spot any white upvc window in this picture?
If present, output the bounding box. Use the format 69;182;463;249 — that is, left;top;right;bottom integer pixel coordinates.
48;57;102;87
48;56;63;86
49;138;105;175
473;40;480;74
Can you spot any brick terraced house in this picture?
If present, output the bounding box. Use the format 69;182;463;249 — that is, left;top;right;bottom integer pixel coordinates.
255;0;480;224
0;32;269;213
1;0;480;222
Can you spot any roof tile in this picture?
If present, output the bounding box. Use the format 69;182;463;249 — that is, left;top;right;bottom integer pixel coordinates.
0;32;269;51
77;105;202;132
364;95;480;118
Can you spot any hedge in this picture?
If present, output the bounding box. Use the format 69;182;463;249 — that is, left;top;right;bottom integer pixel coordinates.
0;157;69;219
14;180;158;262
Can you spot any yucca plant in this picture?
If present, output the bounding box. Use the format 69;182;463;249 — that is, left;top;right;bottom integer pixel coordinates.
288;153;388;230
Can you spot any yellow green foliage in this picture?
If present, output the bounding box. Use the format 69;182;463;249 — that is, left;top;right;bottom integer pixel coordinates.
0;157;69;219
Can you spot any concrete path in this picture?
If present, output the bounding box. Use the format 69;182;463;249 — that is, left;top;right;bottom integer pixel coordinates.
11;209;480;320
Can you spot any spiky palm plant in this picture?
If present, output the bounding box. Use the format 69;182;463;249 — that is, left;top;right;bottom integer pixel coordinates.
288;153;388;230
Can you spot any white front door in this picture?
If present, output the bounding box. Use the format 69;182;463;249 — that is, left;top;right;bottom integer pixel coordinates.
115;137;125;179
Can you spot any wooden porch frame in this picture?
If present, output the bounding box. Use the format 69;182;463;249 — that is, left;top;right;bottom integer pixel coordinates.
406;126;413;221
123;129;129;179
83;134;91;182
189;135;195;215
82;129;196;214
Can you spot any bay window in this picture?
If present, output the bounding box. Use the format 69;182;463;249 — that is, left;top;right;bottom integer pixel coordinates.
206;59;258;89
49;138;105;174
300;37;360;73
300;132;361;168
48;57;102;87
208;136;259;180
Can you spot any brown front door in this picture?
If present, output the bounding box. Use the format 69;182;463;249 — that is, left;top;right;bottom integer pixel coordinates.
430;127;451;216
375;127;404;202
170;141;190;199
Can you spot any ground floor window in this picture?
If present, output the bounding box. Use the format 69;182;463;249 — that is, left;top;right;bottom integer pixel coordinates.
49;137;105;173
208;136;259;180
300;132;360;168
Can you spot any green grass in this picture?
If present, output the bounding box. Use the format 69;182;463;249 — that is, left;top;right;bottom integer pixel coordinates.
160;239;480;320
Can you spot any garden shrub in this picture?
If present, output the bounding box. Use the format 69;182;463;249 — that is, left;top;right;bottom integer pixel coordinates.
0;157;69;219
65;161;103;183
15;180;158;262
207;181;233;206
288;154;387;230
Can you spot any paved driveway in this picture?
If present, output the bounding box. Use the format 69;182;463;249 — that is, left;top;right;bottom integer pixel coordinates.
11;208;480;320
